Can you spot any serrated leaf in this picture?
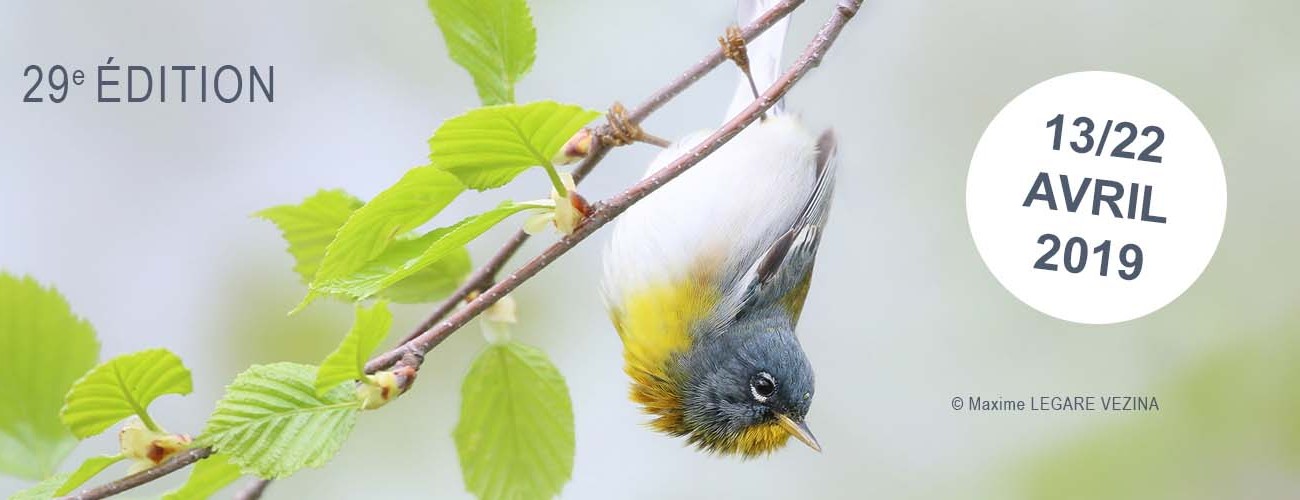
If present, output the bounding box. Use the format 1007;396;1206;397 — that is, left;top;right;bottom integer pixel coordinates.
428;0;536;105
258;189;472;305
454;342;574;500
162;453;242;500
316;201;547;301
256;189;364;282
315;302;393;395
54;454;123;496
302;167;465;310
8;472;69;500
200;363;362;479
429;102;601;190
0;273;99;480
60;348;193;438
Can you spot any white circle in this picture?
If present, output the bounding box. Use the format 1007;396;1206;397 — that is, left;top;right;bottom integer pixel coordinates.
967;71;1226;325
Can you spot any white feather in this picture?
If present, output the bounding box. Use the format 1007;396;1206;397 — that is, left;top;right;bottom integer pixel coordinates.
603;0;810;312
602;114;819;310
726;0;791;122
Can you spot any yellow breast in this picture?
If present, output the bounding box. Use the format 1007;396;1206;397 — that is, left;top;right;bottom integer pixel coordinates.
609;279;718;435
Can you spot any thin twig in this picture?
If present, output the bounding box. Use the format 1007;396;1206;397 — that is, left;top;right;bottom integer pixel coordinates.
394;230;528;345
623;0;808;125
64;0;863;498
368;0;863;375
62;447;213;500
395;0;806;348
234;478;272;500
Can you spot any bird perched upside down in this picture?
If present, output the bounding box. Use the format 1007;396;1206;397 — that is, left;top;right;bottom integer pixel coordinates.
602;0;838;457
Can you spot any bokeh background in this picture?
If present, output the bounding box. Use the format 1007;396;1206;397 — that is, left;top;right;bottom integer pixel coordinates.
2;0;1297;498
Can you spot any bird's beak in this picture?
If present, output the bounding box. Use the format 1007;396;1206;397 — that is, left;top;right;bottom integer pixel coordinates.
776;413;821;452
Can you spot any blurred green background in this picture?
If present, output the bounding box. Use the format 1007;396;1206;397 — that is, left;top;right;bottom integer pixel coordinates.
1;0;1297;498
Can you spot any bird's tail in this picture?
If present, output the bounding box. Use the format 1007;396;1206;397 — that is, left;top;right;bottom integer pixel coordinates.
724;0;791;122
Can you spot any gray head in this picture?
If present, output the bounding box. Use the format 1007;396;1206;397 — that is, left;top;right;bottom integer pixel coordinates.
676;307;818;456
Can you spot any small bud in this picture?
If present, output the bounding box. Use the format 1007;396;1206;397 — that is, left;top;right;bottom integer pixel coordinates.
119;419;192;474
720;25;750;73
358;366;416;410
553;128;594;165
483;294;518;325
522;173;589;236
550;173;587;235
557;191;593;235
481;294;517;344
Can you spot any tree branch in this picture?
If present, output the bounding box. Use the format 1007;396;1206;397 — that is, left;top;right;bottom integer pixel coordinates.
368;0;863;374
394;0;806;347
62;447;212;500
234;477;272;500
62;0;863;498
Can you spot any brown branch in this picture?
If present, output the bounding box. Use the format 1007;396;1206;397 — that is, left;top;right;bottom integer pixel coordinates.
64;0;864;497
368;0;863;374
394;0;806;348
234;478;272;500
394;229;528;346
623;0;808;125
61;447;212;500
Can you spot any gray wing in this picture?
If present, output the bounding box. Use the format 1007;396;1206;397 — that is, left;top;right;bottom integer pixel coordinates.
716;129;838;326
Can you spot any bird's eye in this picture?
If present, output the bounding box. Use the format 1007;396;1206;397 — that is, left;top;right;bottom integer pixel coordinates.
750;372;776;402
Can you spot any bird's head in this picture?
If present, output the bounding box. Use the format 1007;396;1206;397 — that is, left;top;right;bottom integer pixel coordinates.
677;311;818;457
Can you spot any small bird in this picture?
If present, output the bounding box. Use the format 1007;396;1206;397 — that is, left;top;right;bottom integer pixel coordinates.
602;0;837;457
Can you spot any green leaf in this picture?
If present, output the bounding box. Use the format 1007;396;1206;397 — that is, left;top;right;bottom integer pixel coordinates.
162;453;242;500
315;301;393;395
303;167;465;310
429;102;600;190
200;363;362;478
60;348;193;438
316;201;547;301
8;472;69;500
54;454;123;496
0;273;99;480
258;189;473;305
454;342;574;500
6;455;123;500
314;224;477;303
379;244;472;304
427;0;536;105
256;189;363;282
